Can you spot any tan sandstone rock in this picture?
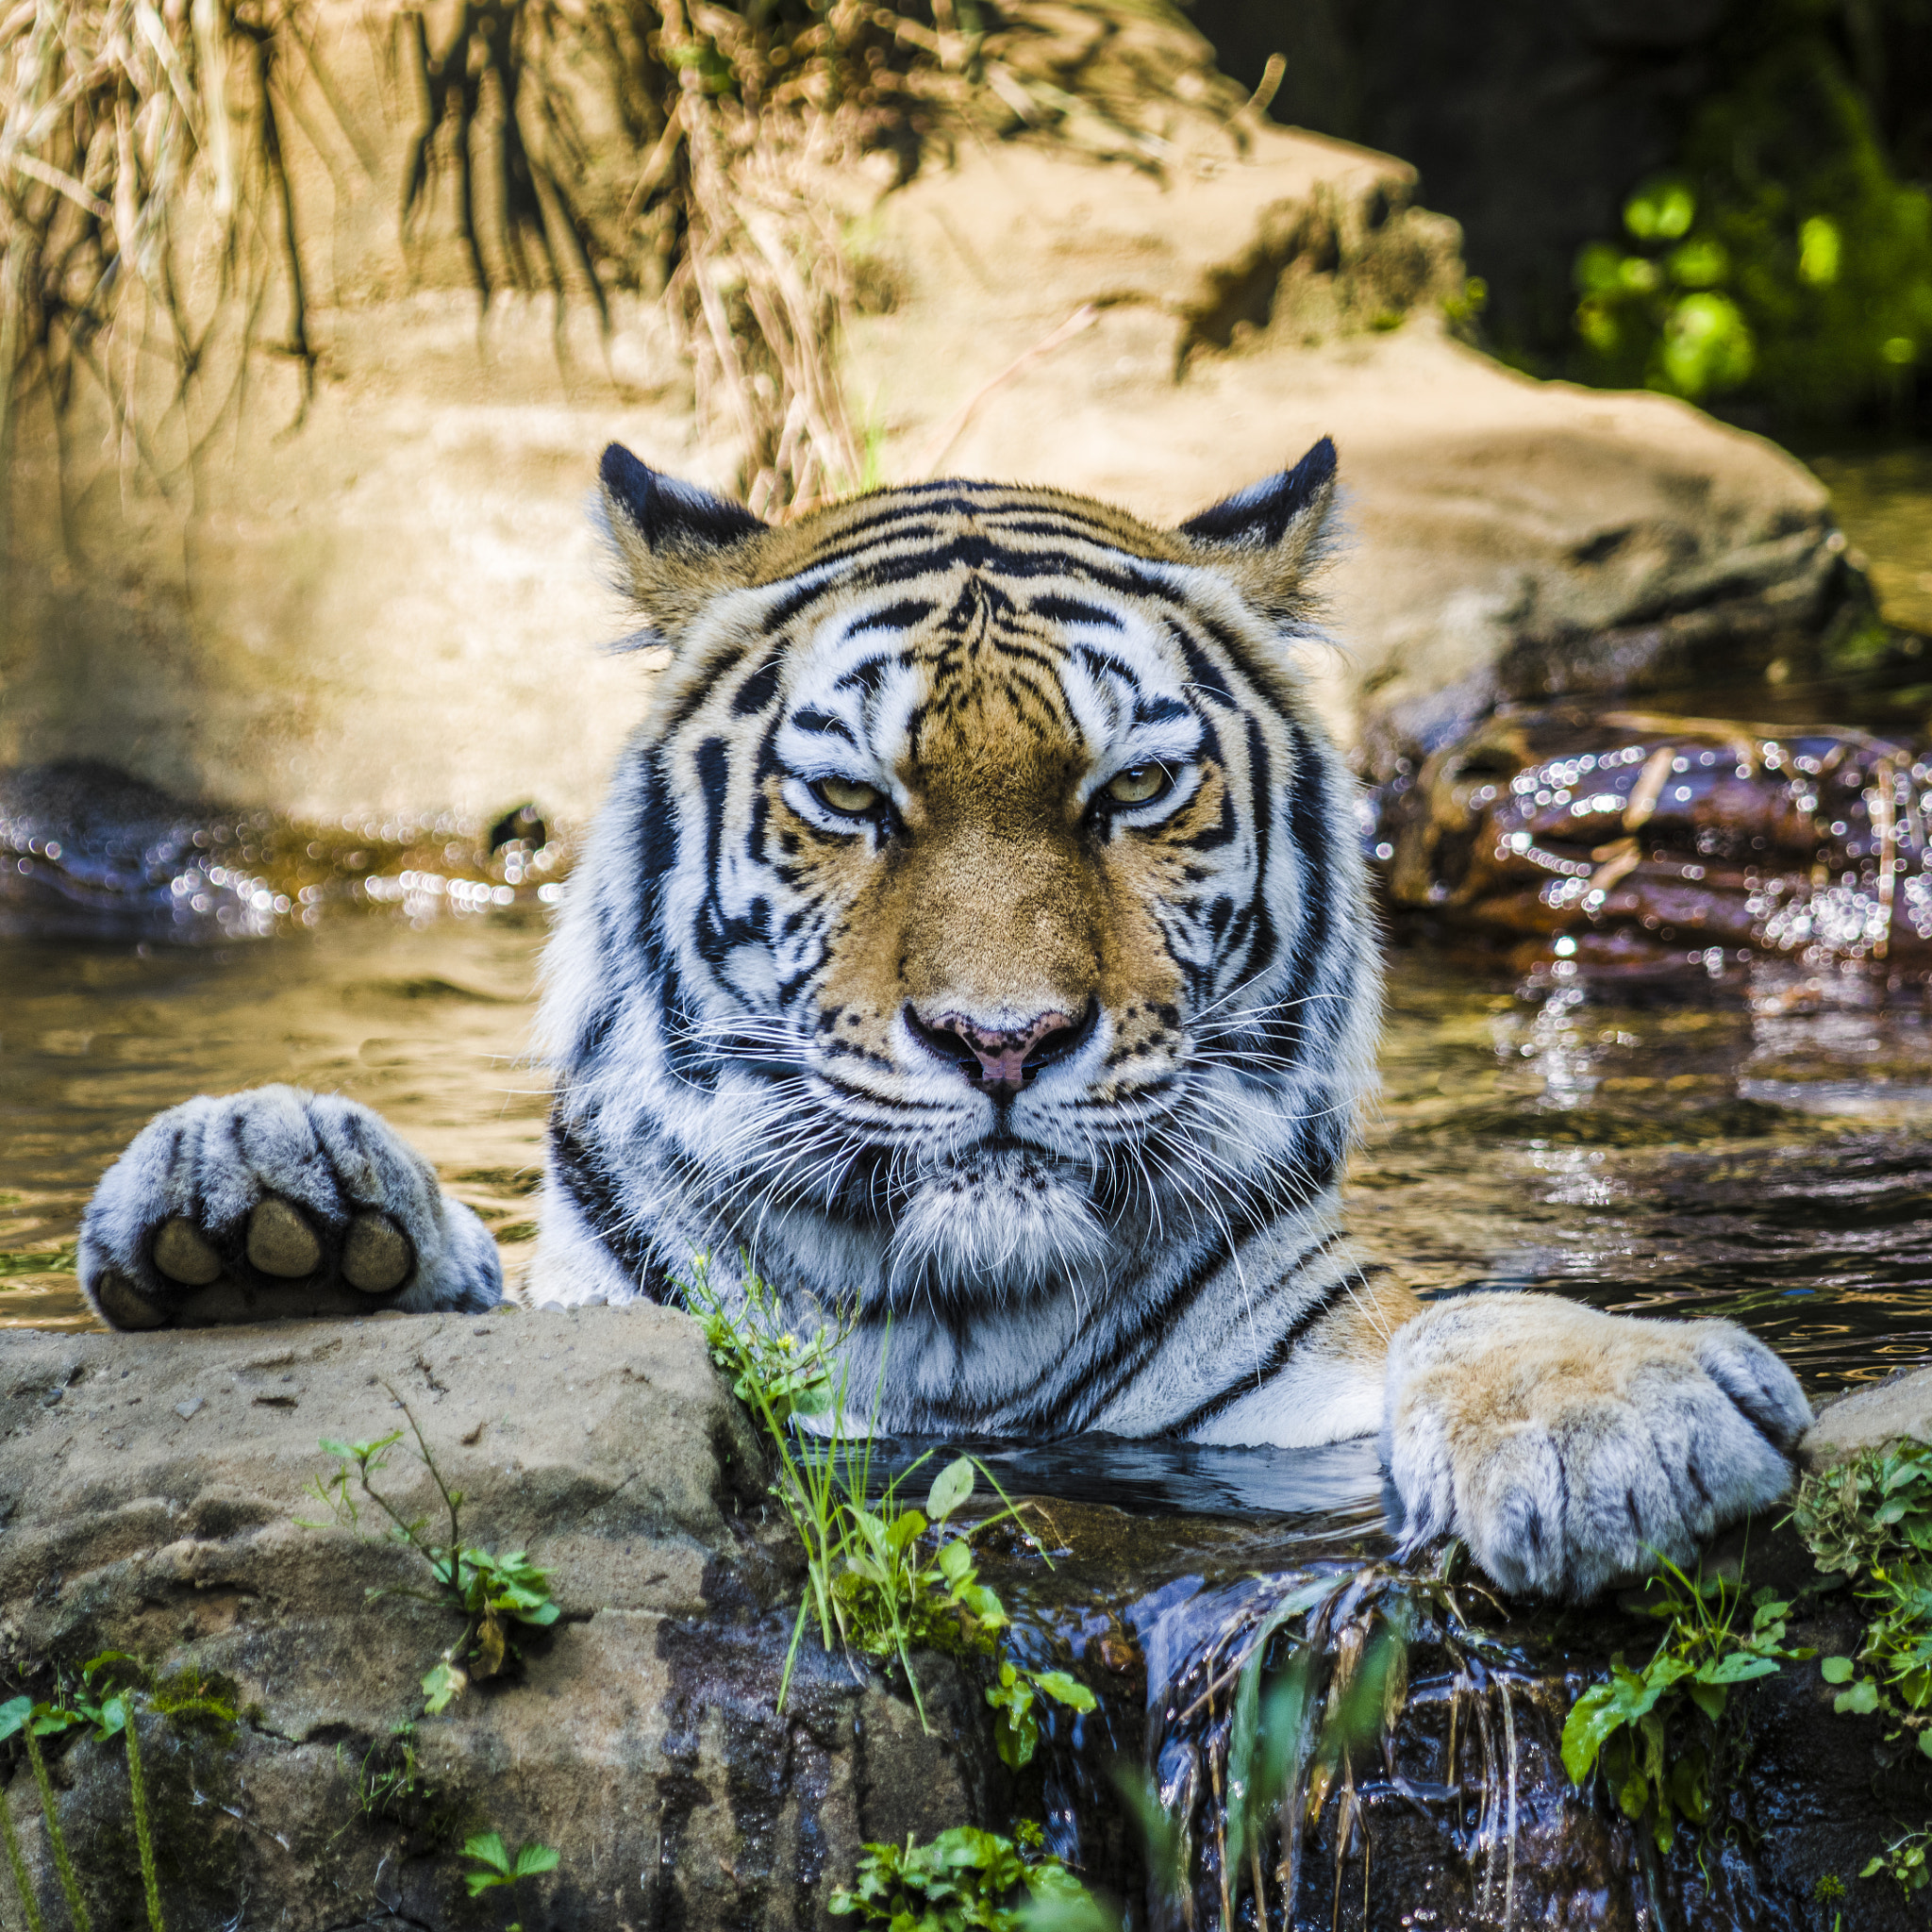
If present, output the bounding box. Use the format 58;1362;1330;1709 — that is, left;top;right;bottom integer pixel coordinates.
0;1309;993;1930
0;19;1843;825
844;138;1844;774
1802;1364;1932;1471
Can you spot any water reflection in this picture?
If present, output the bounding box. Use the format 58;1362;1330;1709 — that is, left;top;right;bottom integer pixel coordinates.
1357;940;1932;1390
0;914;553;1329
6;911;1932;1398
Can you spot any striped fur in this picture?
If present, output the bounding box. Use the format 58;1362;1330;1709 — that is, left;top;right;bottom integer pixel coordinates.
531;441;1399;1443
76;438;1815;1598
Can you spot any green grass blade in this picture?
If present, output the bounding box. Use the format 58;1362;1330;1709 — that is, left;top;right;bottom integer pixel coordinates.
22;1726;89;1932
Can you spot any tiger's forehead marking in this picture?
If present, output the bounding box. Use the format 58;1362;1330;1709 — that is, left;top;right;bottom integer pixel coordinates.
756;491;1216;796
747;479;1198;593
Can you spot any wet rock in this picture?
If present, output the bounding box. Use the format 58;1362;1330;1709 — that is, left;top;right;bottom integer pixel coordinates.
0;1309;994;1930
998;1489;1932;1931
851;135;1852;772
1806;1364;1932;1469
1371;704;1932;982
0;759;568;941
5;66;1851;824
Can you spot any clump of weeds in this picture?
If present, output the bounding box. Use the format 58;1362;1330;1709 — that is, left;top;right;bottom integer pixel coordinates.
683;1253;1095;1745
298;1387;559;1714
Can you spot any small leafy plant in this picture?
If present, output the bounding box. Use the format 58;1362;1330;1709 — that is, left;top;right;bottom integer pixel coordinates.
1863;1825;1932;1897
1796;1438;1932;1580
682;1255;1092;1742
459;1828;561;1899
1561;1557;1809;1852
299;1391;559;1714
828;1821;1100;1931
985;1661;1097;1774
1796;1439;1932;1747
0;1651;231;1932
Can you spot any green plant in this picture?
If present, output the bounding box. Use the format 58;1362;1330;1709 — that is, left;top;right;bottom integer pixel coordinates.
298;1391;559;1715
683;1256;1081;1735
1862;1825;1932;1896
1795;1439;1932;1746
459;1829;561;1900
333;1720;437;1837
1561;1558;1809;1853
0;1650;214;1932
828;1821;1099;1931
1569;1;1932;421
985;1661;1097;1773
1795;1438;1932;1578
1108;1561;1439;1931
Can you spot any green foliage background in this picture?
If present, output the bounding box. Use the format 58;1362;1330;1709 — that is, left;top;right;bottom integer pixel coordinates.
1573;0;1932;423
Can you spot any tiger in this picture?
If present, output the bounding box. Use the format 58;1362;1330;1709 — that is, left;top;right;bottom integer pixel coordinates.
75;437;1811;1602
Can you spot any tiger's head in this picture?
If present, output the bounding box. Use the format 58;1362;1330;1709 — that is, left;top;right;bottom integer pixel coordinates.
541;441;1379;1328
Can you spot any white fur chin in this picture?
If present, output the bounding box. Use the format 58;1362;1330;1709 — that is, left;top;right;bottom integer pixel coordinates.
887;1147;1107;1303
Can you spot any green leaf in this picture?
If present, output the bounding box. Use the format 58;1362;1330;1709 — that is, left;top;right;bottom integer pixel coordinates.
1697;1653;1779;1686
1668;1753;1708;1825
1919;1730;1932;1760
936;1540;974;1586
0;1695;29;1741
1835;1678;1881;1715
1822;1656;1857;1684
1029;1671;1098;1714
1863;1856;1889;1878
790;1377;834;1418
422;1659;466;1713
1687;1679;1727;1723
994;1707;1037;1772
925;1456;975;1524
958;1583;1008;1628
513;1842;561;1877
464;1831;513;1874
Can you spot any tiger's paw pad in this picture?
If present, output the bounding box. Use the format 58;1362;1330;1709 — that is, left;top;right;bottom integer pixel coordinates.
1383;1292;1810;1602
79;1085;502;1329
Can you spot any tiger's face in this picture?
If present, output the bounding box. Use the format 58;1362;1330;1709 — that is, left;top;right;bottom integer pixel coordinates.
544;445;1378;1320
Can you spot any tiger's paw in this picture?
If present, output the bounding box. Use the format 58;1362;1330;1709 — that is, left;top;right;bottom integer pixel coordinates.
78;1086;504;1329
1382;1291;1809;1602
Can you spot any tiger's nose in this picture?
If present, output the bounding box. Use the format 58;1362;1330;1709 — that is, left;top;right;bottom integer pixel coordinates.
907;1005;1092;1093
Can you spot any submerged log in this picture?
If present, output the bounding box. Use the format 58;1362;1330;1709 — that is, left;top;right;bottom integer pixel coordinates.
1370;705;1932;987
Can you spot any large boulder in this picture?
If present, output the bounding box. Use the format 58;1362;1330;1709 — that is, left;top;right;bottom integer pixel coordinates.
0;12;1848;825
844;136;1847;777
9;1304;1932;1931
0;1308;995;1930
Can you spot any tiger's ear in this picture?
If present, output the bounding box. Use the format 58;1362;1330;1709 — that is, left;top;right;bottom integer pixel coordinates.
1174;436;1339;623
598;442;769;638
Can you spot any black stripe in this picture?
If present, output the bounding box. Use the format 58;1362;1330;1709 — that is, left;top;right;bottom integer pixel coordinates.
1030;594;1124;629
551;1120;657;1292
732;654;783;715
1260;720;1338;1069
1163;1245;1356;1437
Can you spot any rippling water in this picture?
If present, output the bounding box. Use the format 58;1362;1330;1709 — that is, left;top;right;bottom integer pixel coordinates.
6;902;1932;1403
0;910;553;1332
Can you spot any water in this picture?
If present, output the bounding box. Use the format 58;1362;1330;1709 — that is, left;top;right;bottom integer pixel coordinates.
0;910;553;1331
9;904;1932;1393
1810;446;1932;639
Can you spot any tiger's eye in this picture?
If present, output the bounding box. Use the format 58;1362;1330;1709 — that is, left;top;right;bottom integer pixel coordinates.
1107;764;1169;806
816;776;882;816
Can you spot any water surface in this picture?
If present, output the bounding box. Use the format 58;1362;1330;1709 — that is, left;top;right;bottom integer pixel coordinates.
7;908;1931;1404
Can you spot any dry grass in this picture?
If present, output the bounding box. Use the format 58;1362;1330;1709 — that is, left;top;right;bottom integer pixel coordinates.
0;0;1257;535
